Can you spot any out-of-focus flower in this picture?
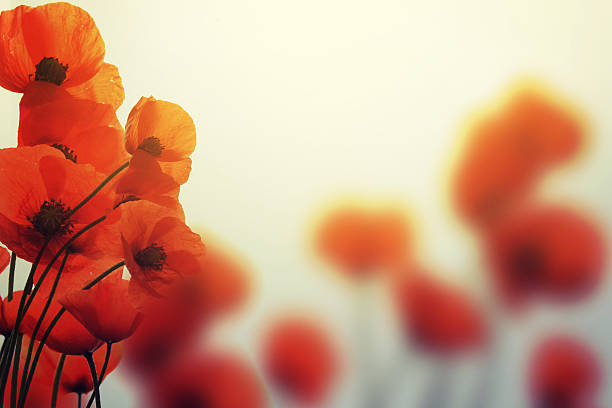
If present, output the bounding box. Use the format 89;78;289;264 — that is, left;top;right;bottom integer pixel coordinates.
528;335;600;408
61;342;124;395
393;266;487;355
120;201;205;306
19;82;127;175
59;270;142;344
316;202;412;279
0;3;104;93
453;85;584;227
262;317;339;405
0;146;122;277
124;96;196;185
146;352;266;408
486;204;605;308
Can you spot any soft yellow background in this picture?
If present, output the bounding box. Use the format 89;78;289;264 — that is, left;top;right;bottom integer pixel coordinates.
1;0;611;406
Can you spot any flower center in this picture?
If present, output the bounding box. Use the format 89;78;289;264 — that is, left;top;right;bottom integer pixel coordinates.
27;199;73;237
34;57;68;86
174;392;211;408
511;244;544;286
134;243;166;270
138;136;164;157
51;143;77;163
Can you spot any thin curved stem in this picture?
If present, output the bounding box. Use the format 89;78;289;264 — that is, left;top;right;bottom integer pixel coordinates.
84;352;101;408
51;354;66;408
85;342;112;408
7;252;16;301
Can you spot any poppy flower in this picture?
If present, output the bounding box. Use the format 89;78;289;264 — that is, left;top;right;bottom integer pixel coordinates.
18;82;128;175
59;270;142;344
0;246;9;273
113;150;181;210
121;200;205;306
0;146;122;277
263;317;339;404
60;342;124;395
124;96;196;184
64;62;124;109
485;204;605;308
0;3;104;93
528;335;600;408
316;203;412;279
147;352;266;408
393;267;487;355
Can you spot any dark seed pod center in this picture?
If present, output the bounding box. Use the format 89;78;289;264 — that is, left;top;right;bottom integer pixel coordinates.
134;243;167;270
511;244;544;286
51;143;77;163
27;199;74;237
138;136;164;157
34;57;68;86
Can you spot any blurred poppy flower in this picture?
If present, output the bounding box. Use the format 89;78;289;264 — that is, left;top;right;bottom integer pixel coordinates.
60;342;124;395
486;204;605;308
59;270;142;344
19;82;128;175
147;352;266;408
316;203;411;279
529;335;600;408
263;317;338;404
393;267;487;355
0;3;104;93
125;96;196;185
121;200;205;306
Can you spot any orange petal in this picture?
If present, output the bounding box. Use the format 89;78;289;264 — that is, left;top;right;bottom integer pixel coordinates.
66;62;125;109
0;5;34;92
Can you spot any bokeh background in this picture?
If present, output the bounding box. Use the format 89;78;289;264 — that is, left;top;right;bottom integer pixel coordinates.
1;0;612;406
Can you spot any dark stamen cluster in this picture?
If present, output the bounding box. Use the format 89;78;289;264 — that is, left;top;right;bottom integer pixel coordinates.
134;243;167;270
138;136;165;157
27;199;74;238
511;244;544;285
51;143;77;163
34;57;68;86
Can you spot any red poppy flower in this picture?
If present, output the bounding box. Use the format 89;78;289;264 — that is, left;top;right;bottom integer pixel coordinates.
60;342;124;395
0;3;104;93
19;81;128;175
263;317;338;404
59;270;142;344
486;204;605;308
0;246;9;273
147;352;266;408
64;62;124;109
124;96;196;184
316;203;412;278
121;201;205;306
528;335;600;408
0;146;122;277
393;267;487;355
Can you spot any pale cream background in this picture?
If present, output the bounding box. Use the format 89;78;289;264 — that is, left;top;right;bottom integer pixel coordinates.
1;0;612;406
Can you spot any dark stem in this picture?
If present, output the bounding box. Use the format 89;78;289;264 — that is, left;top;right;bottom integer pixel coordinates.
10;333;22;408
85;342;112;408
51;354;66;408
78;393;82;408
84;352;101;408
7;252;16;301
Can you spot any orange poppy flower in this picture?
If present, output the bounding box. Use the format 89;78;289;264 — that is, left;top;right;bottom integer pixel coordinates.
19;82;128;175
0;3;104;93
0;146;122;276
263;317;339;404
529;335;600;408
316;203;411;278
59;270;142;344
64;62;124;109
393;267;487;355
147;353;266;408
60;343;124;395
125;96;196;184
120;201;205;306
485;204;605;308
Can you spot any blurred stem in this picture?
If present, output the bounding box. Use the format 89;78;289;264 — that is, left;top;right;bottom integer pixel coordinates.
7;252;16;301
84;352;101;408
77;393;82;408
51;354;66;408
85;342;112;408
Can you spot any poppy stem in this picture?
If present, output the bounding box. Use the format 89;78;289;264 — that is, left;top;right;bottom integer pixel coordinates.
84;352;101;408
51;354;66;408
9;333;22;408
67;160;129;219
17;251;70;408
78;393;82;408
7;252;16;301
85;342;112;408
17;261;124;407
